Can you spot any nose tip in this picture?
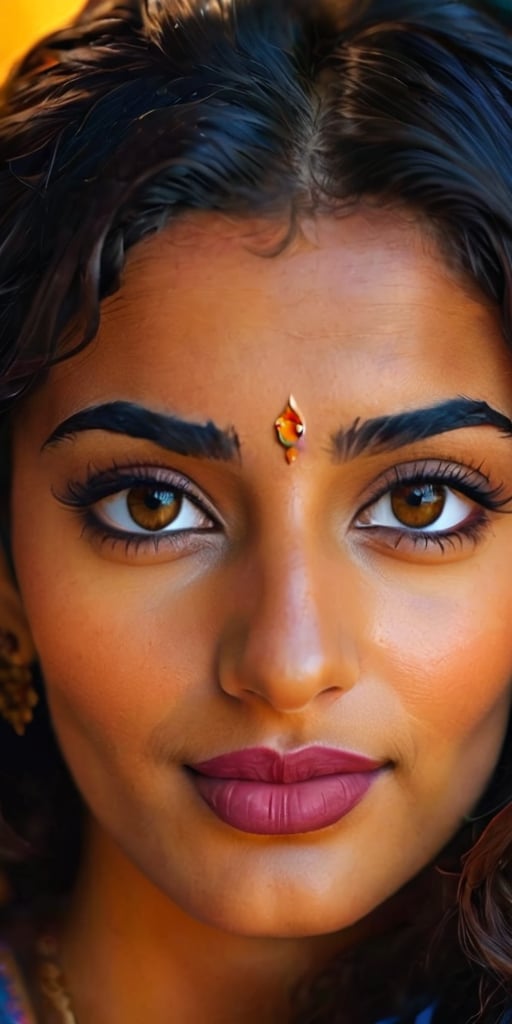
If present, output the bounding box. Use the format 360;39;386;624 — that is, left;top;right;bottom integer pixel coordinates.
217;559;360;714
221;638;354;713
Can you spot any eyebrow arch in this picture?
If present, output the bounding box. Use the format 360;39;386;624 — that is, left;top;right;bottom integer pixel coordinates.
332;398;512;461
42;401;241;461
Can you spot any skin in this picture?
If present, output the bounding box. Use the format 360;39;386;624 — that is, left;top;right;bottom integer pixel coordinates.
9;209;512;1022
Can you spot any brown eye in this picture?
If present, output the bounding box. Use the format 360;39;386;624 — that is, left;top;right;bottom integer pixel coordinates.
357;477;473;537
390;483;445;529
126;486;182;532
93;478;216;538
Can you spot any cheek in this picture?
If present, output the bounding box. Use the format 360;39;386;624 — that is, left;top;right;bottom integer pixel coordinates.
367;567;512;767
14;547;217;765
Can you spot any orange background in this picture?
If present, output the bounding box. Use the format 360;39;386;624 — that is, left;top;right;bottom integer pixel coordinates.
0;2;84;80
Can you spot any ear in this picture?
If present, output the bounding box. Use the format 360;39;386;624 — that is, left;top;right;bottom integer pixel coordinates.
0;547;35;665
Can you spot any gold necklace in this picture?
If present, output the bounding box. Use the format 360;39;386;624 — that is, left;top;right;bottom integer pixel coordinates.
36;937;78;1024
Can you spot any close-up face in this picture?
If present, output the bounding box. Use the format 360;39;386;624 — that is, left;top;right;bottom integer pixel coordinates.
9;210;512;939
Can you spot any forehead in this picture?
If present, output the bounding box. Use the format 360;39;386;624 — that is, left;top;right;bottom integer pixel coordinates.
22;210;512;433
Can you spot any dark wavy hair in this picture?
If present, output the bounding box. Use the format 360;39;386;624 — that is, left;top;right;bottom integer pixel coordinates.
2;0;512;1021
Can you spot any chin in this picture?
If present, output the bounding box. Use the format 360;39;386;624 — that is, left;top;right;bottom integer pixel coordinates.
167;876;379;940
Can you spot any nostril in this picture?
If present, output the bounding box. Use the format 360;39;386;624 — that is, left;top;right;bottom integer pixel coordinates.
317;685;346;702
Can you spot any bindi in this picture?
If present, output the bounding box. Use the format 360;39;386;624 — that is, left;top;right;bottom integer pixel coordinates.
274;395;306;465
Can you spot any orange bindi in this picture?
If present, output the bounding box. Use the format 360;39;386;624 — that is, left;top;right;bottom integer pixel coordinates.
274;396;305;464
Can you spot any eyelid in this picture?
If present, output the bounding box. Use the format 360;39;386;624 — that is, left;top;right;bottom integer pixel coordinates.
55;461;221;516
358;485;473;534
53;460;226;540
354;458;511;517
348;457;512;559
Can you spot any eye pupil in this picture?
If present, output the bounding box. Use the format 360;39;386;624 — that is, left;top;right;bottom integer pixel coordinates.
144;489;173;511
127;486;182;531
391;483;445;528
407;487;427;508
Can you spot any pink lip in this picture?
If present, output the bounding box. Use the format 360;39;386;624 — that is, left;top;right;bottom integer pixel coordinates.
190;746;384;836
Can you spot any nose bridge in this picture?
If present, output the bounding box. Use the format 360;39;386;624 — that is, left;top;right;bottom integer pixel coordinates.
219;512;360;712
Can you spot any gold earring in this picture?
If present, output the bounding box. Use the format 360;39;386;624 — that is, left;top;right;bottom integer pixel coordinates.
0;629;38;736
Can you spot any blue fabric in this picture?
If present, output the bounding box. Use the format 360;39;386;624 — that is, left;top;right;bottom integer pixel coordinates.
0;969;14;1023
0;970;19;1024
0;947;28;1024
378;1005;512;1024
377;1007;434;1024
415;1009;435;1024
0;976;14;1024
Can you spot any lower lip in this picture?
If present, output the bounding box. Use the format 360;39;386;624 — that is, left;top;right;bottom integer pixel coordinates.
192;771;380;835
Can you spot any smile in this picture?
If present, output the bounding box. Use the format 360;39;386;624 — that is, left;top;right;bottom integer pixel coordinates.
189;746;385;835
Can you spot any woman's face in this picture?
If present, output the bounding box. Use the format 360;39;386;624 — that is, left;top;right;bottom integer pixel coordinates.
10;212;512;937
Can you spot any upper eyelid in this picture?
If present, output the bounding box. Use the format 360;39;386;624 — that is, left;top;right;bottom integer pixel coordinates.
360;458;490;493
60;463;209;499
54;464;223;523
354;459;511;513
83;462;200;488
54;456;511;516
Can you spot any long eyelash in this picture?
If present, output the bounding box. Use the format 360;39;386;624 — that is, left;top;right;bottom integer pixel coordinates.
391;515;488;553
364;459;512;514
76;515;214;556
357;458;512;554
52;458;220;549
79;518;162;555
54;458;210;510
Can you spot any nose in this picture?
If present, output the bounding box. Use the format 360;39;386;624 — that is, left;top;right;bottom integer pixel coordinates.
218;536;360;714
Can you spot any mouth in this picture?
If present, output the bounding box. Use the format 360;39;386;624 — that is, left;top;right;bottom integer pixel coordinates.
188;746;386;836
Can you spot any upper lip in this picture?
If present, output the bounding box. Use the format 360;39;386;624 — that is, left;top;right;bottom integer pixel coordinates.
191;746;383;783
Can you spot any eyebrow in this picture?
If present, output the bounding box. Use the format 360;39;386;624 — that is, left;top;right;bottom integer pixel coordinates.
332;398;512;460
42;401;241;461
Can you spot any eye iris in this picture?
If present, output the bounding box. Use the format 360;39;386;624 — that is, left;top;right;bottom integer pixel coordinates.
391;483;445;528
126;486;182;531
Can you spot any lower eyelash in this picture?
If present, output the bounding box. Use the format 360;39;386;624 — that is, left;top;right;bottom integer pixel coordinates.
76;511;217;557
53;462;221;548
382;511;489;553
355;460;512;547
